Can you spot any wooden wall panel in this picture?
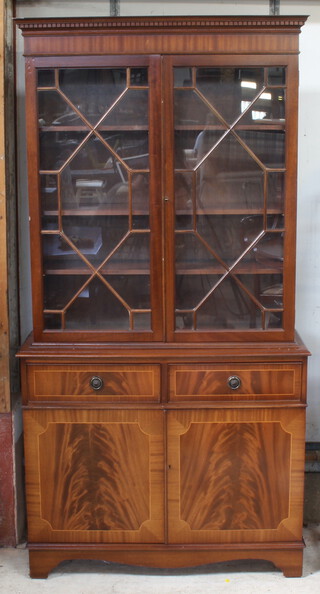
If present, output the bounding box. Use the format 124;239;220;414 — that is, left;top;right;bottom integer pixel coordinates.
0;0;10;412
0;0;18;412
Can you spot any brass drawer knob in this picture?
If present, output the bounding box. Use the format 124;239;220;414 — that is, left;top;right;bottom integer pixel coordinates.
90;376;104;391
228;375;241;390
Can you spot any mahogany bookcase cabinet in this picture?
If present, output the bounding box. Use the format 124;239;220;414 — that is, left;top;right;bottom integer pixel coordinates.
17;16;309;578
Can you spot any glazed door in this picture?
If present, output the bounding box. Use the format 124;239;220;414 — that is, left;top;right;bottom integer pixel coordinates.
164;55;297;342
27;56;163;341
23;409;165;543
167;408;305;543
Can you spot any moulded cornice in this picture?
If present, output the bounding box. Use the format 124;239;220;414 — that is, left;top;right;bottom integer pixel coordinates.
16;15;308;34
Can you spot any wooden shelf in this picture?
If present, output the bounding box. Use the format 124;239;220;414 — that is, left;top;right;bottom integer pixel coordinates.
175;122;285;131
40;125;149;132
44;261;150;275
43;207;149;217
43;259;281;276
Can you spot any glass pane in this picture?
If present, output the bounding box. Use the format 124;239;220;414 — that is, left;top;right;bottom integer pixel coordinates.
41;174;59;229
43;274;89;310
100;130;149;170
104;233;150;273
42;235;92;274
196;277;262;330
174;67;192;87
100;89;149;127
60;220;104;267
240;88;285;124
197;215;261;264
266;214;284;231
265;311;282;329
104;275;150;309
196;67;264;124
175;171;194;227
38;90;84;127
252;232;284;265
235;130;285;168
38;69;55;87
37;65;152;335
44;313;62;329
130;68;148;86
175;233;224;273
133;312;151;330
195;134;265;211
59;68;127;125
132;173;149;228
173;64;287;335
235;273;283;309
268;172;284;211
59;137;132;213
268;67;286;86
39;131;87;171
176;274;221;310
174;89;224;127
64;277;130;330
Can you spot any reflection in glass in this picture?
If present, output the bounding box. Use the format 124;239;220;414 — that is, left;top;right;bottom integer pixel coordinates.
268;67;286;86
65;277;130;330
268;172;284;211
197;215;261;264
130;68;148;86
101;89;149;127
196;67;264;124
195;134;265;210
42;235;92;273
60;137;131;212
235;273;283;309
39;131;87;171
240;88;285;124
44;274;89;310
59;68;127;125
105;233;150;270
196;277;262;330
38;65;152;334
174;89;223;127
176;274;221;310
41;174;58;216
38;90;84;127
99;130;149;170
104;275;150;309
252;232;284;265
175;233;222;272
236;129;285;168
174;64;286;333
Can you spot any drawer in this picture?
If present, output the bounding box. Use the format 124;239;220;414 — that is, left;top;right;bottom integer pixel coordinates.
169;363;302;402
25;364;161;403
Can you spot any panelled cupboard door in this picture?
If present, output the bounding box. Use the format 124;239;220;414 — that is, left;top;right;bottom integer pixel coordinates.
167;408;305;544
23;409;164;543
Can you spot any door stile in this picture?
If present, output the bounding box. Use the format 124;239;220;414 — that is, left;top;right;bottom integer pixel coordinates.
162;56;176;342
148;55;165;340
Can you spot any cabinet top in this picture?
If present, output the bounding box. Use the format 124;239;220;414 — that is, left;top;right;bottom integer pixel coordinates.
16;15;308;34
16;15;308;58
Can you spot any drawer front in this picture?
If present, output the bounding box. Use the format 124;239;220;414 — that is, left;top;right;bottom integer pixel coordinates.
169;363;302;402
26;364;161;403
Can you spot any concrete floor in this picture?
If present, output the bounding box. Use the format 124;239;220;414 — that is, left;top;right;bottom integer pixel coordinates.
1;525;320;594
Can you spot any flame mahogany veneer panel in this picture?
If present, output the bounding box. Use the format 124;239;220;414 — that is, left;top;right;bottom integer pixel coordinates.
23;409;165;543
